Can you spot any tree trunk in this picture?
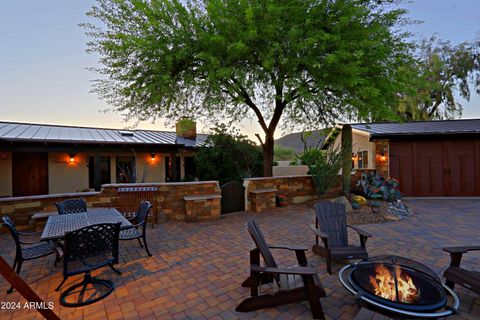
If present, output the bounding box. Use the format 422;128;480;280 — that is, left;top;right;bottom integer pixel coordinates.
262;133;275;177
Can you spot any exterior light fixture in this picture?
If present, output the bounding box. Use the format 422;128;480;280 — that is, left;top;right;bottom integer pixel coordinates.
150;152;156;162
69;153;75;163
380;153;387;162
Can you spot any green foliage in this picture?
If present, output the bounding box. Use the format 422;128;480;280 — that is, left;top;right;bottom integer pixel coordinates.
356;172;402;202
84;0;416;175
194;124;263;184
397;37;480;120
302;145;345;196
274;145;296;161
297;148;323;166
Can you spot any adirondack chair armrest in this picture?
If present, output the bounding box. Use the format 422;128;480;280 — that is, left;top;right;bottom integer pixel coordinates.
250;264;318;275
268;244;309;251
347;225;372;238
309;224;329;239
443;246;480;254
443;246;480;268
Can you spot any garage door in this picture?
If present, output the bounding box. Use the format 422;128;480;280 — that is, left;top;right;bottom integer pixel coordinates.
389;140;480;196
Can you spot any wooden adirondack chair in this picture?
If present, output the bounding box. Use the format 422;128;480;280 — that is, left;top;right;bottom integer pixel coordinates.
236;219;326;319
310;202;372;274
443;245;480;294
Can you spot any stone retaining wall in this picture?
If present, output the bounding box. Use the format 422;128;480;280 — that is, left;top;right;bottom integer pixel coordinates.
244;175;342;212
0;181;221;230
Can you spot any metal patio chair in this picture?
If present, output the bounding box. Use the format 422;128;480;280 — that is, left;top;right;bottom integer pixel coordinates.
55;223;121;307
2;216;60;294
55;198;87;215
119;201;153;257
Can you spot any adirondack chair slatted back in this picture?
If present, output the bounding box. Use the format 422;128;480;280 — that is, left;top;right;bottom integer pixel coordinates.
246;219;277;268
115;187;157;221
314;202;348;247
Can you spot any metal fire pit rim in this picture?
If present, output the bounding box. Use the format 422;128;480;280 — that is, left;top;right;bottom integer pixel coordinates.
339;263;460;318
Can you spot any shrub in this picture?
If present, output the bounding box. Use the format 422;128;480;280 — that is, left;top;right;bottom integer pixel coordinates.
274;145;296;161
195;124;263;185
301;145;345;196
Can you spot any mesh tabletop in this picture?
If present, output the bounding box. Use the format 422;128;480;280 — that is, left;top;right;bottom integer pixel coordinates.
41;208;132;241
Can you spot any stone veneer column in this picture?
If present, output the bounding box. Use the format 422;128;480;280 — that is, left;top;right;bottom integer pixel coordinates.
374;140;390;177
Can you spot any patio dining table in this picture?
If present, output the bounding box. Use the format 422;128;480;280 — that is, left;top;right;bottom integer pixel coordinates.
40;208;132;241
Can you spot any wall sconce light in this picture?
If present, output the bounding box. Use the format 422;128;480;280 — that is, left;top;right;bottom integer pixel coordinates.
380;153;387;162
69;153;75;164
351;153;356;161
150;152;156;162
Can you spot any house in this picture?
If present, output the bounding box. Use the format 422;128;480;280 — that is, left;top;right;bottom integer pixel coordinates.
323;119;480;197
0;120;207;197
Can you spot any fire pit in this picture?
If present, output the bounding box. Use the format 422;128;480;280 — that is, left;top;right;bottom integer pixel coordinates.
339;255;460;318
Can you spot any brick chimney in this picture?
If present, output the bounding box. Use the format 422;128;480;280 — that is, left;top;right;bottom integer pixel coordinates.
176;118;197;140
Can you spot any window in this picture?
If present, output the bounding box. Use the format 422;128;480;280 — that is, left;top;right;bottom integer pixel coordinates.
184;156;196;181
116;157;136;183
88;156;111;188
357;150;369;169
165;156;181;182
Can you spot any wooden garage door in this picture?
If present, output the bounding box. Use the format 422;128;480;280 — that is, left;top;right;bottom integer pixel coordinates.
390;140;480;196
12;152;49;197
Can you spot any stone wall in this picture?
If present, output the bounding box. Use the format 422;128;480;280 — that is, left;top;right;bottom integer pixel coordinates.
374;140;390;177
0;192;104;230
101;181;221;221
244;175;342;212
0;181;221;230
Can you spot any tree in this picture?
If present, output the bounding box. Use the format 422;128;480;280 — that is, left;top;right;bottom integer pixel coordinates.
397;37;480;120
84;0;414;176
194;124;263;184
274;145;296;161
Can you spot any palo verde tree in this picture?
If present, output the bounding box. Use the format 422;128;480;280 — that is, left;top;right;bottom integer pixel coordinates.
84;0;414;176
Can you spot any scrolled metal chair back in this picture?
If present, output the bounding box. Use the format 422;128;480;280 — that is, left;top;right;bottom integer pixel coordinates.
55;199;87;215
64;223;121;268
2;216;21;253
135;201;152;228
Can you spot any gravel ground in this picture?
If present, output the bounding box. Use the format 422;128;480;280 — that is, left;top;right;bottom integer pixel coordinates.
348;201;392;225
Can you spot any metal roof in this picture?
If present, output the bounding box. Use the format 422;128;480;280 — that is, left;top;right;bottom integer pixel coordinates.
0;121;207;148
351;119;480;138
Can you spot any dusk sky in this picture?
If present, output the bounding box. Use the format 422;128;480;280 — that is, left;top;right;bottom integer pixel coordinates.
1;0;479;139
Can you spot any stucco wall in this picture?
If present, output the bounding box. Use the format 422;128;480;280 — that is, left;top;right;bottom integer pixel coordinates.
1;151;192;196
272;165;309;176
0;152;12;197
332;129;376;170
48;153;89;194
135;153;165;183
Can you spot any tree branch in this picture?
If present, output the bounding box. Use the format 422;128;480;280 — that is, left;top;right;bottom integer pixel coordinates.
255;133;264;146
229;77;269;134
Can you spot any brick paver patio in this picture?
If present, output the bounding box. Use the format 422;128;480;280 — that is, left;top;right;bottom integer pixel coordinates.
0;199;479;319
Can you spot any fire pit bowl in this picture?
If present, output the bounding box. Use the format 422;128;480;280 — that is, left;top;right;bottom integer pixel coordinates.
339;255;460;318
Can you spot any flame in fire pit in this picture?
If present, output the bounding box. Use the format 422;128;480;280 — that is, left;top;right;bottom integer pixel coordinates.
369;264;420;303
